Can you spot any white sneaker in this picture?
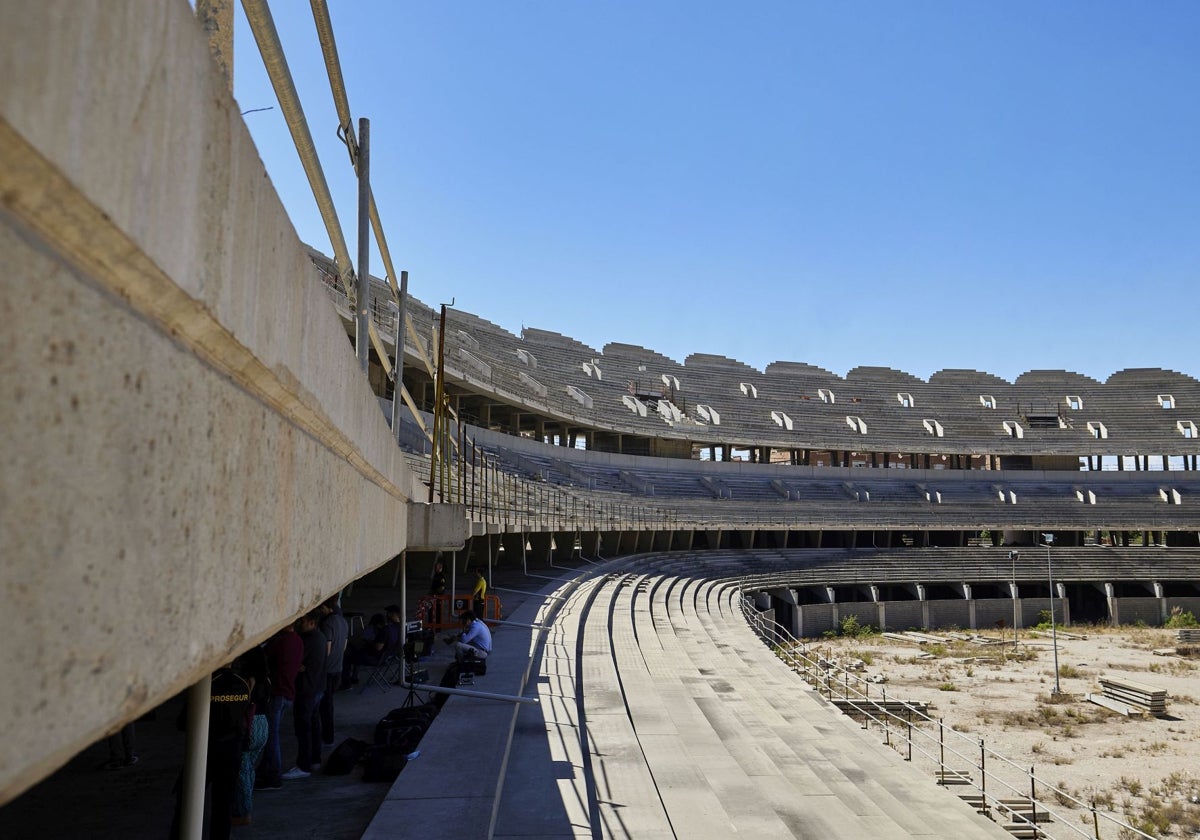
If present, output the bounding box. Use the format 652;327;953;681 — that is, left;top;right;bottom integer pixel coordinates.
281;767;310;780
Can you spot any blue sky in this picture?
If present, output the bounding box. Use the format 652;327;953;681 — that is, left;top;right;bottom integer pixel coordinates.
230;1;1199;383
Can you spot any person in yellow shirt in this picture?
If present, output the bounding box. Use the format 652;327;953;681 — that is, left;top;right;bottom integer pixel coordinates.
471;568;487;619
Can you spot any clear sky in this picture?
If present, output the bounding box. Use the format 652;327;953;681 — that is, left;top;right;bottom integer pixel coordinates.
229;1;1199;384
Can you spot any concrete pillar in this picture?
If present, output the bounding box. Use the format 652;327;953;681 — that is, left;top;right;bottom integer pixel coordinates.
1153;582;1167;622
195;0;233;89
180;674;213;840
551;531;575;563
599;530;622;557
528;532;553;567
500;533;525;569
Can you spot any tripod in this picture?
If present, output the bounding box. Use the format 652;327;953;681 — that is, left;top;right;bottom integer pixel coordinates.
399;636;431;708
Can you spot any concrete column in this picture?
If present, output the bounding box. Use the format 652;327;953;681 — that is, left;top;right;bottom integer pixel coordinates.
528;532;553;567
180;674;212;840
195;0;233;89
599;530;622;557
551;531;575;563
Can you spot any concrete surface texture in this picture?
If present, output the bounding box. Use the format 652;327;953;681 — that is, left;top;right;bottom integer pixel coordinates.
0;0;422;803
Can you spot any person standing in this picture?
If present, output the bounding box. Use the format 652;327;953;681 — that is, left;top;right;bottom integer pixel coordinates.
255;623;302;790
231;645;270;825
471;568;488;620
283;612;327;779
168;666;251;840
101;722;137;770
317;598;348;745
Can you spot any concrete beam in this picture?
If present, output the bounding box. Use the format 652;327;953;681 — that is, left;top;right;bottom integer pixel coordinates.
406;503;471;552
0;0;419;803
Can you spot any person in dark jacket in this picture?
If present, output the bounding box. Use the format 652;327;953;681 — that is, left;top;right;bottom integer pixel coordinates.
283;612;327;779
317;598;348;745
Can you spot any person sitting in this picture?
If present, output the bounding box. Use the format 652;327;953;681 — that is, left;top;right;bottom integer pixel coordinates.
446;610;491;665
341;609;399;686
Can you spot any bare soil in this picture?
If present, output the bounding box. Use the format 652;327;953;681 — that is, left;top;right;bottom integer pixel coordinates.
813;625;1200;838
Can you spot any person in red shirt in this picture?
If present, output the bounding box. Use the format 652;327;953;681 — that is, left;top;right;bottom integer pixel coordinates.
254;623;302;790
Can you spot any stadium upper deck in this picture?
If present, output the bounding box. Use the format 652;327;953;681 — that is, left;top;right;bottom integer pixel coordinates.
312;250;1200;471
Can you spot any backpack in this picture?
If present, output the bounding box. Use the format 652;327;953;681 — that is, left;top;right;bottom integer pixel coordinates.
323;737;370;775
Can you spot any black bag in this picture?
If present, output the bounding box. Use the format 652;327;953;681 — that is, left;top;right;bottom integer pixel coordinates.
460;650;487;676
374;712;427;748
383;725;423;753
380;703;439;727
323;737;370;775
362;745;409;783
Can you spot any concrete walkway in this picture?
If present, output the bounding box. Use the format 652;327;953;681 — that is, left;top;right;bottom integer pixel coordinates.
0;555;1015;839
358;555;1014;839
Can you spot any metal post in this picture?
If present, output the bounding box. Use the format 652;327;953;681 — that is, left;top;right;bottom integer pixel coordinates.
938;719;945;782
1031;767;1040;840
906;720;912;761
391;270;408;446
979;738;987;815
355;117;370;372
1009;549;1020;651
429;305;448;503
1044;533;1061;694
882;686;890;745
180;674;212;840
400;550;408;652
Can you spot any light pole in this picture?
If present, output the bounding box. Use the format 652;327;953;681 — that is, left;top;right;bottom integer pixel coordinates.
1008;550;1019;651
1043;533;1061;695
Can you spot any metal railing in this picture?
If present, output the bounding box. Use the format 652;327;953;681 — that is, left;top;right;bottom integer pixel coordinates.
738;598;1156;840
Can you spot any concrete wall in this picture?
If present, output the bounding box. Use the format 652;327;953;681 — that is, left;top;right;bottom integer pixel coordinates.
927;600;971;631
1113;597;1163;627
0;0;424;802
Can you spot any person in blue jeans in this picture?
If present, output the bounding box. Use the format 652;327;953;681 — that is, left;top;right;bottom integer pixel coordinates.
255;624;301;790
232;646;271;825
283;611;328;780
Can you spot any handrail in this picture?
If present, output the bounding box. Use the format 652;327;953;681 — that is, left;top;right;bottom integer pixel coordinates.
487;619;546;630
736;593;1154;840
491;585;568;601
396;680;538;705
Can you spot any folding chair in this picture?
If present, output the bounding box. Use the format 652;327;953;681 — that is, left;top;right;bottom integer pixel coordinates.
360;652;402;693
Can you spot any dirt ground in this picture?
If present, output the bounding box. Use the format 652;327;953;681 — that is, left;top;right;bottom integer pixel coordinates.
810;624;1200;838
